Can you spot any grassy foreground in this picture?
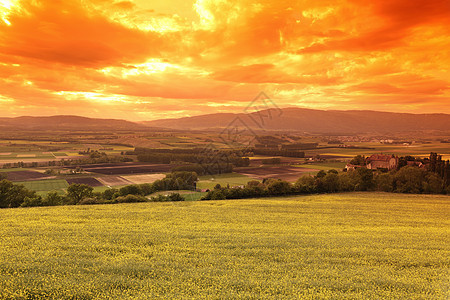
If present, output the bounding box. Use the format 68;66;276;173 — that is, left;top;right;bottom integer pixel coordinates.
0;193;449;299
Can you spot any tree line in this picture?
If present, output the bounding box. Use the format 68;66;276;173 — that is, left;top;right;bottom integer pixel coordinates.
261;158;282;164
252;148;305;158
429;152;450;186
132;147;253;156
202;155;450;200
0;171;198;208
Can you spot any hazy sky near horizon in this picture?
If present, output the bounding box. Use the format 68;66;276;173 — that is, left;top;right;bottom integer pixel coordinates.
0;0;449;120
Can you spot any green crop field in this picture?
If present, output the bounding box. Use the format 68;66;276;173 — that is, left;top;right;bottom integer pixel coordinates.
15;179;69;192
197;173;255;189
0;193;448;299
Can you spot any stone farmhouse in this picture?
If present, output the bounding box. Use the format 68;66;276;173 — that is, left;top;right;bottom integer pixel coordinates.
366;154;399;171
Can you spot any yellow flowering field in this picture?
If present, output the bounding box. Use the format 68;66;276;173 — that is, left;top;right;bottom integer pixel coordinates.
0;193;449;299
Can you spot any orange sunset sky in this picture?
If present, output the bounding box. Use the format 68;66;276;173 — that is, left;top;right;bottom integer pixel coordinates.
0;0;449;120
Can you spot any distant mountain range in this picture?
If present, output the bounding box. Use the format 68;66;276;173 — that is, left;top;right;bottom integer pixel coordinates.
0;115;147;131
1;108;449;133
143;108;450;133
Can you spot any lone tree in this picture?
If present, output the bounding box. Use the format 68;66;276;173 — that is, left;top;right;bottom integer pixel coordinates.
67;184;93;204
350;155;366;166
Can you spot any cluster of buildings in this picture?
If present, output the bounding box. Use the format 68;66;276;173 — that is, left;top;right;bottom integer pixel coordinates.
345;154;425;171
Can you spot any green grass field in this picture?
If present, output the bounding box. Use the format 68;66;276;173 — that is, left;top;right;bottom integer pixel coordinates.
197;173;255;189
0;168;30;173
15;179;69;192
92;186;114;193
0;193;448;299
293;162;346;171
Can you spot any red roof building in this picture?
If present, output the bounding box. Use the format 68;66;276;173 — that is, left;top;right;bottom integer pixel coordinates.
366;154;398;170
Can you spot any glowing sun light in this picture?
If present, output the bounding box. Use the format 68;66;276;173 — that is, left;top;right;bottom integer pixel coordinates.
0;0;19;25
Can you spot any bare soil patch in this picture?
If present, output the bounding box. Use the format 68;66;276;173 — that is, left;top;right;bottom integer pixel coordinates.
6;171;50;182
122;174;166;185
96;176;132;187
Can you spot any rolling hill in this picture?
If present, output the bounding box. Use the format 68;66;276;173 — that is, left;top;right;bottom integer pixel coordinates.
1;108;449;133
143;108;450;133
0;115;148;131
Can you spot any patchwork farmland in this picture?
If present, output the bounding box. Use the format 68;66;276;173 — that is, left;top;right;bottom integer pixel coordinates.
1;133;449;196
69;163;175;175
1;167;170;193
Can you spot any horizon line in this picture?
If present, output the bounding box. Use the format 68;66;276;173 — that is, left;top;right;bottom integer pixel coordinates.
1;107;450;123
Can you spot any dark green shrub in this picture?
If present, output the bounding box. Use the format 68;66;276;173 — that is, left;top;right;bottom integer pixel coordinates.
115;194;148;203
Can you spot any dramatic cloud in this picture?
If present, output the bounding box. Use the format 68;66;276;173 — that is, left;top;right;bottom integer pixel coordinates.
0;0;449;120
